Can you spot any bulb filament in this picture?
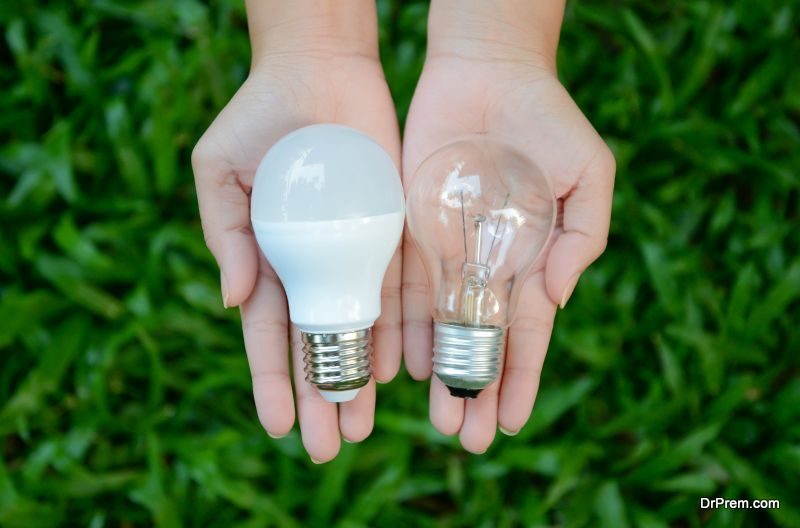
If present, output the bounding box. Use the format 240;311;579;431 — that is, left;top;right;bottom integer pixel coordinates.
457;193;511;327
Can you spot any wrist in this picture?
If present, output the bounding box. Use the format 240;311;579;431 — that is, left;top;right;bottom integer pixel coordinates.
426;0;564;73
246;0;380;65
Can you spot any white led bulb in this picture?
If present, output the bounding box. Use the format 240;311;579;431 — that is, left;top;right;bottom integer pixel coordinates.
250;124;404;403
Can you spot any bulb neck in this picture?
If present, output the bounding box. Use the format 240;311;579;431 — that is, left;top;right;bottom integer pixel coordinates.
302;327;372;402
432;322;505;399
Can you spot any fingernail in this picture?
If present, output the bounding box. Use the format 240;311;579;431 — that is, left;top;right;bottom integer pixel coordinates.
559;273;580;309
499;426;518;437
342;437;356;444
267;432;286;439
220;270;230;308
310;457;324;464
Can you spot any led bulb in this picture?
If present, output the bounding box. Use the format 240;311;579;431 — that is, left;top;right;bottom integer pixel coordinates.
250;124;404;403
406;135;556;398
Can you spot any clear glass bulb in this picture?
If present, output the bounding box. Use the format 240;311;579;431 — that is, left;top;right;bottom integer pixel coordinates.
406;135;556;398
250;124;404;402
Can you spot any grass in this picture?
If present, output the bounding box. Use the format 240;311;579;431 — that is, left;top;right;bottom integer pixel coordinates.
1;0;799;526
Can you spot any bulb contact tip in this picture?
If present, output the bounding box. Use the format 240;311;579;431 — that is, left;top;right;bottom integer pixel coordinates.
446;386;482;399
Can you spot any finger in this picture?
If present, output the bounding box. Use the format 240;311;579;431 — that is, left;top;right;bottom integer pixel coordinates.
192;142;259;308
290;325;341;463
240;255;294;437
544;145;615;307
402;232;434;380
373;248;403;382
338;378;376;443
429;376;464;436
498;270;556;434
459;378;500;454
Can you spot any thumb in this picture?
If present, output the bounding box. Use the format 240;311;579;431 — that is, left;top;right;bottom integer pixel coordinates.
192;142;259;308
545;146;615;308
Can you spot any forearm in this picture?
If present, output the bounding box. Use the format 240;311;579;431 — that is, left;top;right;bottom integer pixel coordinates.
245;0;380;63
427;0;566;71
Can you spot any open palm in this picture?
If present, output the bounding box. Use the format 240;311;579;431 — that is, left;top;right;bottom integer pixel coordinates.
192;54;402;463
402;55;615;453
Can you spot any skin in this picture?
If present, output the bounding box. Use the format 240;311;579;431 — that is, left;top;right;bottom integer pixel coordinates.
403;1;615;453
192;0;615;461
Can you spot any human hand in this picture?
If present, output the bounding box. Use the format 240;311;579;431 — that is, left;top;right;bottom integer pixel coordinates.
402;1;615;453
191;1;402;463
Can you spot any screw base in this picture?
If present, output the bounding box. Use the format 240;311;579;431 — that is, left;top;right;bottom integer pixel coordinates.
302;328;372;401
433;322;505;397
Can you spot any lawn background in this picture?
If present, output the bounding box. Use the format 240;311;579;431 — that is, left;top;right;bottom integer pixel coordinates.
1;0;799;526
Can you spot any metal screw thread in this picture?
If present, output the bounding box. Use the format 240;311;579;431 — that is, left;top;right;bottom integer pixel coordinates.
302;328;372;391
433;322;505;393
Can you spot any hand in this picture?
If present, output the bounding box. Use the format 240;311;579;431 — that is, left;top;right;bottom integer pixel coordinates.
192;22;402;462
402;39;615;452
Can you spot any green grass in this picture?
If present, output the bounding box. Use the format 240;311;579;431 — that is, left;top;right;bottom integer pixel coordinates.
1;0;799;526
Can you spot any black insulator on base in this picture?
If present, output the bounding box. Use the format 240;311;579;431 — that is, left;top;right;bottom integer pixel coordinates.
446;386;482;399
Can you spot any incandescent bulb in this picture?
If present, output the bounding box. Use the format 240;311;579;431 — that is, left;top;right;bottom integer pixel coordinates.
250;124;404;403
406;135;556;398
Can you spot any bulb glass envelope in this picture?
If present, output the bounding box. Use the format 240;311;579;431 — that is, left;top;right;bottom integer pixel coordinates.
407;136;557;331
